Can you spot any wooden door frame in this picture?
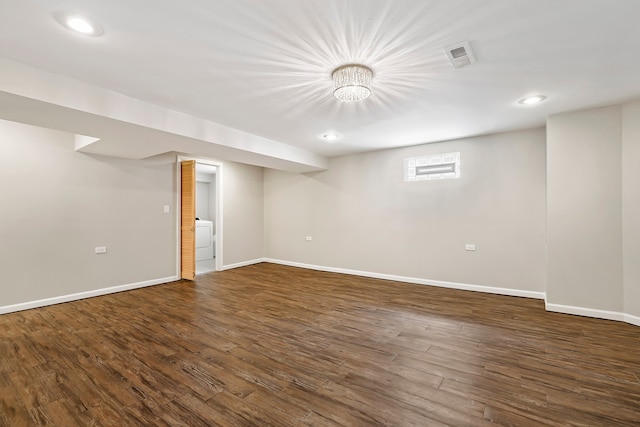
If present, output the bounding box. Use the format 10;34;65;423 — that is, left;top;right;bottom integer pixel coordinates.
176;156;224;275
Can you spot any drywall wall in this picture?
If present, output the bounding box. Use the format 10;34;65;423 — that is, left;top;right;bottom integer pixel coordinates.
195;170;217;226
222;162;264;266
546;105;624;313
264;128;546;293
209;175;217;229
0;119;177;308
622;100;640;319
196;181;211;220
0;119;266;311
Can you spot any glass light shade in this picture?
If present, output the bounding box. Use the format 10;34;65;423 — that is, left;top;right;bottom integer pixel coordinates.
332;64;372;102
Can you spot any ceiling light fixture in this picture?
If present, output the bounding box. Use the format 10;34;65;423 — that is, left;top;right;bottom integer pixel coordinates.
332;64;373;102
519;95;547;105
55;12;104;36
322;133;339;142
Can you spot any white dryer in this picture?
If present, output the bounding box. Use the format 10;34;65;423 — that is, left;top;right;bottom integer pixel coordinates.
195;220;214;261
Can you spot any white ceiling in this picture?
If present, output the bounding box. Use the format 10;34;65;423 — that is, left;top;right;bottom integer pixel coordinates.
1;0;640;170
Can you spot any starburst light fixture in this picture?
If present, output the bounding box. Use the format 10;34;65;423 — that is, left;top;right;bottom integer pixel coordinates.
332;64;373;102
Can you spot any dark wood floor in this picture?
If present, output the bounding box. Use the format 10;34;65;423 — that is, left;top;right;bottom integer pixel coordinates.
1;263;639;426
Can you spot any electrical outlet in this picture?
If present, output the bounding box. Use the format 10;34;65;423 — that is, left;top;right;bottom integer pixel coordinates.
95;246;107;254
306;236;313;241
465;244;476;251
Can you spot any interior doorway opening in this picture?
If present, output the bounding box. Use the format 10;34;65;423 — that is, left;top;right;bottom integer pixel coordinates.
178;157;223;280
194;163;217;275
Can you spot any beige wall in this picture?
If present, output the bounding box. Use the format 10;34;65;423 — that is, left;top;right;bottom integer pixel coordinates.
547;102;640;317
547;105;623;312
264;128;547;292
0;119;266;311
622;100;640;318
222;162;264;266
4;104;637;322
0;119;177;308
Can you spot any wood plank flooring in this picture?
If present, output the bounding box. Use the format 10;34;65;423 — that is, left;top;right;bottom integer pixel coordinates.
1;262;639;426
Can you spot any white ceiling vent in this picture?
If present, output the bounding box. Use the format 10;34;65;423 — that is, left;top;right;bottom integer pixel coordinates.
444;41;476;69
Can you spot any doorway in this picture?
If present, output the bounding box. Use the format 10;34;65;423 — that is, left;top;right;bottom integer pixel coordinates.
179;157;223;280
194;163;217;275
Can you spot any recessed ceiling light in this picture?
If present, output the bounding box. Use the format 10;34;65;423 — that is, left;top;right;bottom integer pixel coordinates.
518;95;547;105
55;12;104;36
322;133;339;142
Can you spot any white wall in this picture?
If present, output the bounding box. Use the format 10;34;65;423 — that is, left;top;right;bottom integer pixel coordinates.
547;100;640;323
222;162;264;266
0;119;267;312
547;105;623;313
195;170;217;226
196;181;211;220
622;100;640;319
0;119;176;308
264;128;546;293
209;175;216;229
3;104;637;324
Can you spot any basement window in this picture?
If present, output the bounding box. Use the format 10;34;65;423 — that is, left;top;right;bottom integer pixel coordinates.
404;152;460;182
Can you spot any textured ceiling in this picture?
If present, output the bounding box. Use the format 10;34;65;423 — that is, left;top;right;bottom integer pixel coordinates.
1;0;640;162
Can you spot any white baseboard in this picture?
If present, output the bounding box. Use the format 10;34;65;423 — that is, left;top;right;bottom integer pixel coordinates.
264;258;546;300
545;298;640;327
544;302;626;322
220;258;266;271
624;313;640;327
265;259;639;327
0;275;180;315
4;260;639;329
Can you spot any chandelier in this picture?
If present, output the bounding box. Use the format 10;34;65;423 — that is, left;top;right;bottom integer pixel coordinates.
332;64;373;102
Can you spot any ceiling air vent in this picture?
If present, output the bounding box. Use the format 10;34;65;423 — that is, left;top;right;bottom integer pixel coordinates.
444;41;476;69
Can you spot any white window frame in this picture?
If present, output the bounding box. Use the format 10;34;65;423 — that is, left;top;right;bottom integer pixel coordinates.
404;152;461;182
